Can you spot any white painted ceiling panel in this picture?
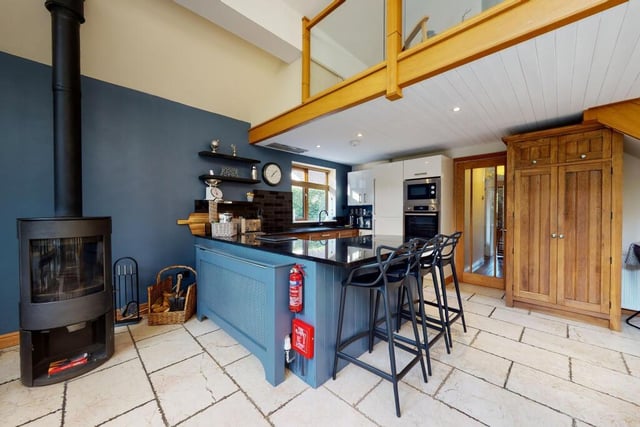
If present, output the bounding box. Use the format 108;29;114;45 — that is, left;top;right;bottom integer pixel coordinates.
536;33;559;120
585;6;625;107
496;49;535;126
555;24;577;115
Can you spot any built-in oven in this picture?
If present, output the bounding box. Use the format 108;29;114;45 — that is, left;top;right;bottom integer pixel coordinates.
404;211;439;240
404;177;441;239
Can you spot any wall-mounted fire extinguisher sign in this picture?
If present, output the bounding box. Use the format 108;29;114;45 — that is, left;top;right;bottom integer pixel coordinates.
289;264;304;313
292;318;314;358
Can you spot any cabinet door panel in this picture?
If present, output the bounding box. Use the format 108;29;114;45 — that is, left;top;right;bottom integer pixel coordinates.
558;130;611;163
513;167;556;302
348;170;373;205
403;156;443;179
513;138;556;168
557;162;611;313
373;216;403;236
373;162;403;217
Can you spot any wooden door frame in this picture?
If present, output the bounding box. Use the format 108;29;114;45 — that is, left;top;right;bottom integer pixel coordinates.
454;152;507;289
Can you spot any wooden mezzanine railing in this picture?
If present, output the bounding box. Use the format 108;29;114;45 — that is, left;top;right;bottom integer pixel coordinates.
248;0;628;146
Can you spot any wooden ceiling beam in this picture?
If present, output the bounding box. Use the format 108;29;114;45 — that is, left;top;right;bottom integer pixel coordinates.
583;98;640;140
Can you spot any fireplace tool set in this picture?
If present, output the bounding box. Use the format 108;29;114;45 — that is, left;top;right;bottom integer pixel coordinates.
113;257;141;325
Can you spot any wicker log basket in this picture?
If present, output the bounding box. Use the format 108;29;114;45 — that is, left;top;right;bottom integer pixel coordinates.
147;265;197;325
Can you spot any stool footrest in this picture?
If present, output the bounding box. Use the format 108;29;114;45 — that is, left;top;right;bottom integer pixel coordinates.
372;327;423;357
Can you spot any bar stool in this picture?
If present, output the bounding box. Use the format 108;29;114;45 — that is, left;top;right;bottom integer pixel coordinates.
396;236;451;357
434;231;466;347
332;243;427;418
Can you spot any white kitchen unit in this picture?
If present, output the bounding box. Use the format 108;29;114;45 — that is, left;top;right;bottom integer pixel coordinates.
403;154;447;180
439;156;453;235
347;169;373;206
373;161;403;235
403;155;454;235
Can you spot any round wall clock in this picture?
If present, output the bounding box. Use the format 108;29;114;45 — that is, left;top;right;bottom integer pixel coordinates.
262;162;282;186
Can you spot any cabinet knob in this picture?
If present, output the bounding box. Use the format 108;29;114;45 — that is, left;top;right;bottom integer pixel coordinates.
580;154;587;159
531;159;537;165
551;233;557;238
558;234;565;239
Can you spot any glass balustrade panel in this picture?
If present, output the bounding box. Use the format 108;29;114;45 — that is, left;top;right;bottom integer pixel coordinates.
310;0;386;97
403;0;506;51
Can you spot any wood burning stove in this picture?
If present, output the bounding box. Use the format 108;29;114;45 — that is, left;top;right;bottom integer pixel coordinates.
18;217;114;386
16;1;115;386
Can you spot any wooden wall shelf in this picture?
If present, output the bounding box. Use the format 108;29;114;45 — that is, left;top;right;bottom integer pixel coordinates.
198;151;261;164
199;174;260;185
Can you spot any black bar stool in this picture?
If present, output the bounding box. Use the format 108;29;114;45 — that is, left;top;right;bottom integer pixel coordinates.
396;235;451;357
332;243;427;418
434;231;466;347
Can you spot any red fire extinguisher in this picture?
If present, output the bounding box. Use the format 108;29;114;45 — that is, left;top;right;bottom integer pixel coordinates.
289;264;304;313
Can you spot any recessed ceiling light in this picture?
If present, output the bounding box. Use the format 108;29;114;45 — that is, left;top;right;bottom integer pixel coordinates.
452;106;461;112
356;132;363;138
316;144;321;148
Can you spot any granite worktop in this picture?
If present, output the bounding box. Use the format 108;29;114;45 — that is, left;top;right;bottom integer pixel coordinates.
195;233;407;267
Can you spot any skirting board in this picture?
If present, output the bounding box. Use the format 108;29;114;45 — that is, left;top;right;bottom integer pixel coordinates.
0;332;19;349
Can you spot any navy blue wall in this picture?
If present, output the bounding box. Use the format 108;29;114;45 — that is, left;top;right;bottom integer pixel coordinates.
0;52;350;335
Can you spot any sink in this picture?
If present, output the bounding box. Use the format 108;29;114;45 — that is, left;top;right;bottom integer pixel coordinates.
287;224;352;233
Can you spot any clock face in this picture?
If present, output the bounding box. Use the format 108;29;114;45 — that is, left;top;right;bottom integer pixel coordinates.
209;186;223;200
262;163;282;186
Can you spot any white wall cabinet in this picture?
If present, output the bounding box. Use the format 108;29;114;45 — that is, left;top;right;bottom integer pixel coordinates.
347;169;373;206
403;155;446;180
373;162;403;235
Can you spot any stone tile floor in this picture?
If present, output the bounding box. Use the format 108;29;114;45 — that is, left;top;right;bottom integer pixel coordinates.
1;283;640;426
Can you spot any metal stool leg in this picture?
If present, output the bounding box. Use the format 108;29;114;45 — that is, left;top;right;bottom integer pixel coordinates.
332;284;349;380
450;259;467;333
380;287;402;417
626;310;640;329
429;267;451;353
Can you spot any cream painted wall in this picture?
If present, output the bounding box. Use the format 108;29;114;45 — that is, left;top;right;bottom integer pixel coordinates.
623;153;640;251
0;0;300;125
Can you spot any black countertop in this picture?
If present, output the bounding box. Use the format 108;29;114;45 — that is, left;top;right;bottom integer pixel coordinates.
196;234;407;268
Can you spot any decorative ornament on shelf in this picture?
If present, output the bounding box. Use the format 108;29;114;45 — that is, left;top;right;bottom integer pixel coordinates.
220;167;239;177
231;144;237;156
210;139;219;153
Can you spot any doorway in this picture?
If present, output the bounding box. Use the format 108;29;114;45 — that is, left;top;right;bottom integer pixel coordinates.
454;152;506;289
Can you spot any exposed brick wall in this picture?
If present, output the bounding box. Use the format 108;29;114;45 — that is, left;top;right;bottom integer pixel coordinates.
252;190;293;233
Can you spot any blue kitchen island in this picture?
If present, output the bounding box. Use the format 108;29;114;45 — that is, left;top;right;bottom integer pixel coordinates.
194;233;406;388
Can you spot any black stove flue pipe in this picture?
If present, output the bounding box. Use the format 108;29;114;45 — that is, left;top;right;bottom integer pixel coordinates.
45;0;85;217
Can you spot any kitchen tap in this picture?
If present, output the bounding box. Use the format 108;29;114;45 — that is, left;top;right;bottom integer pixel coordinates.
318;209;329;224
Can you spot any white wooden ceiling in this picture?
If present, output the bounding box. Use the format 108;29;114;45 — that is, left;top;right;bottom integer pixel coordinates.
261;0;640;165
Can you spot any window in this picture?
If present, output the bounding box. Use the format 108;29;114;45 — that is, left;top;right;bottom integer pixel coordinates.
291;163;335;222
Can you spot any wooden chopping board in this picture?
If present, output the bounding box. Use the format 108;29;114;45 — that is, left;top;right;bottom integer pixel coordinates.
177;212;209;236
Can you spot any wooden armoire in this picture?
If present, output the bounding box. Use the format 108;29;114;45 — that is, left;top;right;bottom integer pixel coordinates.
503;123;623;330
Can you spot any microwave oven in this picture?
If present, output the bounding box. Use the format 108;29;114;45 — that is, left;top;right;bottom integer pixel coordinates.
403;177;440;212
